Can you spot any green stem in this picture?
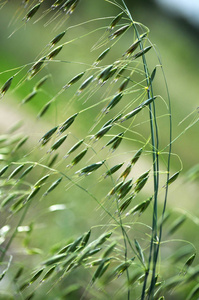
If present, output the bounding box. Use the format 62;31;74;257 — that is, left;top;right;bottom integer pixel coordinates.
121;2;160;299
0;201;31;263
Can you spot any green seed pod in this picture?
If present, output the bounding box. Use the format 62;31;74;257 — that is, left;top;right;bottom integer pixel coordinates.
131;148;143;165
34;75;49;90
39;126;58;144
62;253;77;269
25;3;40;21
119;180;132;199
132;46;152;60
134;239;145;265
94;124;112;140
0;76;13;96
113;113;123;122
29;268;44;284
119;164;132;180
26;186;41;203
121;106;142;122
109;24;130;40
113;261;131;277
98;65;113;82
13;267;24;282
119;77;130;92
22;91;37;105
47;45;63;60
136;170;150;184
1;193;17;207
65;0;79;14
102;242;116;258
58;113;78;134
150;67;156;85
50;135;67;151
96;232;112;246
87;248;102;256
41;266;56;282
123;40;140;57
132;46;152;59
18;165;34;180
34;174;49;187
109;12;123;30
61;0;78;12
65;139;84;157
106;132;124;151
44;177;62;196
123;33;147;57
105;93;123;111
0;165;9;177
29;56;46;78
11;195;26;212
103;67;117;81
166;171;180;187
48;153;59;168
119;196;133;213
50;31;66;47
108;181;123;196
43;253;67;266
127;197;152;216
104;93;123;112
19;282;29;291
91;261;106;284
134;176;149;194
67;235;83;253
95;48;110;64
104;163;124;178
12;136;28;153
81;229;91;247
114;64;128;81
37;101;52;118
58;243;72;254
63;72;85;89
77;75;94;93
70;148;88;166
51;0;65;9
140;96;156;107
76;160;105;175
185;253;196;268
8;164;24;180
101;119;113;128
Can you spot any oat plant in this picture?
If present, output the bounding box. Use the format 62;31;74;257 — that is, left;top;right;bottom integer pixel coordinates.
0;0;198;299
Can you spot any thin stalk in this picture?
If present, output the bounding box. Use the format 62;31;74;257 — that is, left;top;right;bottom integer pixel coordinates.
122;2;160;299
148;62;172;299
0;201;31;263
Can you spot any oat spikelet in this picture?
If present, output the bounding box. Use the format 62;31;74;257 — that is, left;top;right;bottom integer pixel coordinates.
47;45;63;60
25;3;41;21
0;76;13;97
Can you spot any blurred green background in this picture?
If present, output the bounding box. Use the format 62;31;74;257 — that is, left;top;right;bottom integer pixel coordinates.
0;0;198;299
